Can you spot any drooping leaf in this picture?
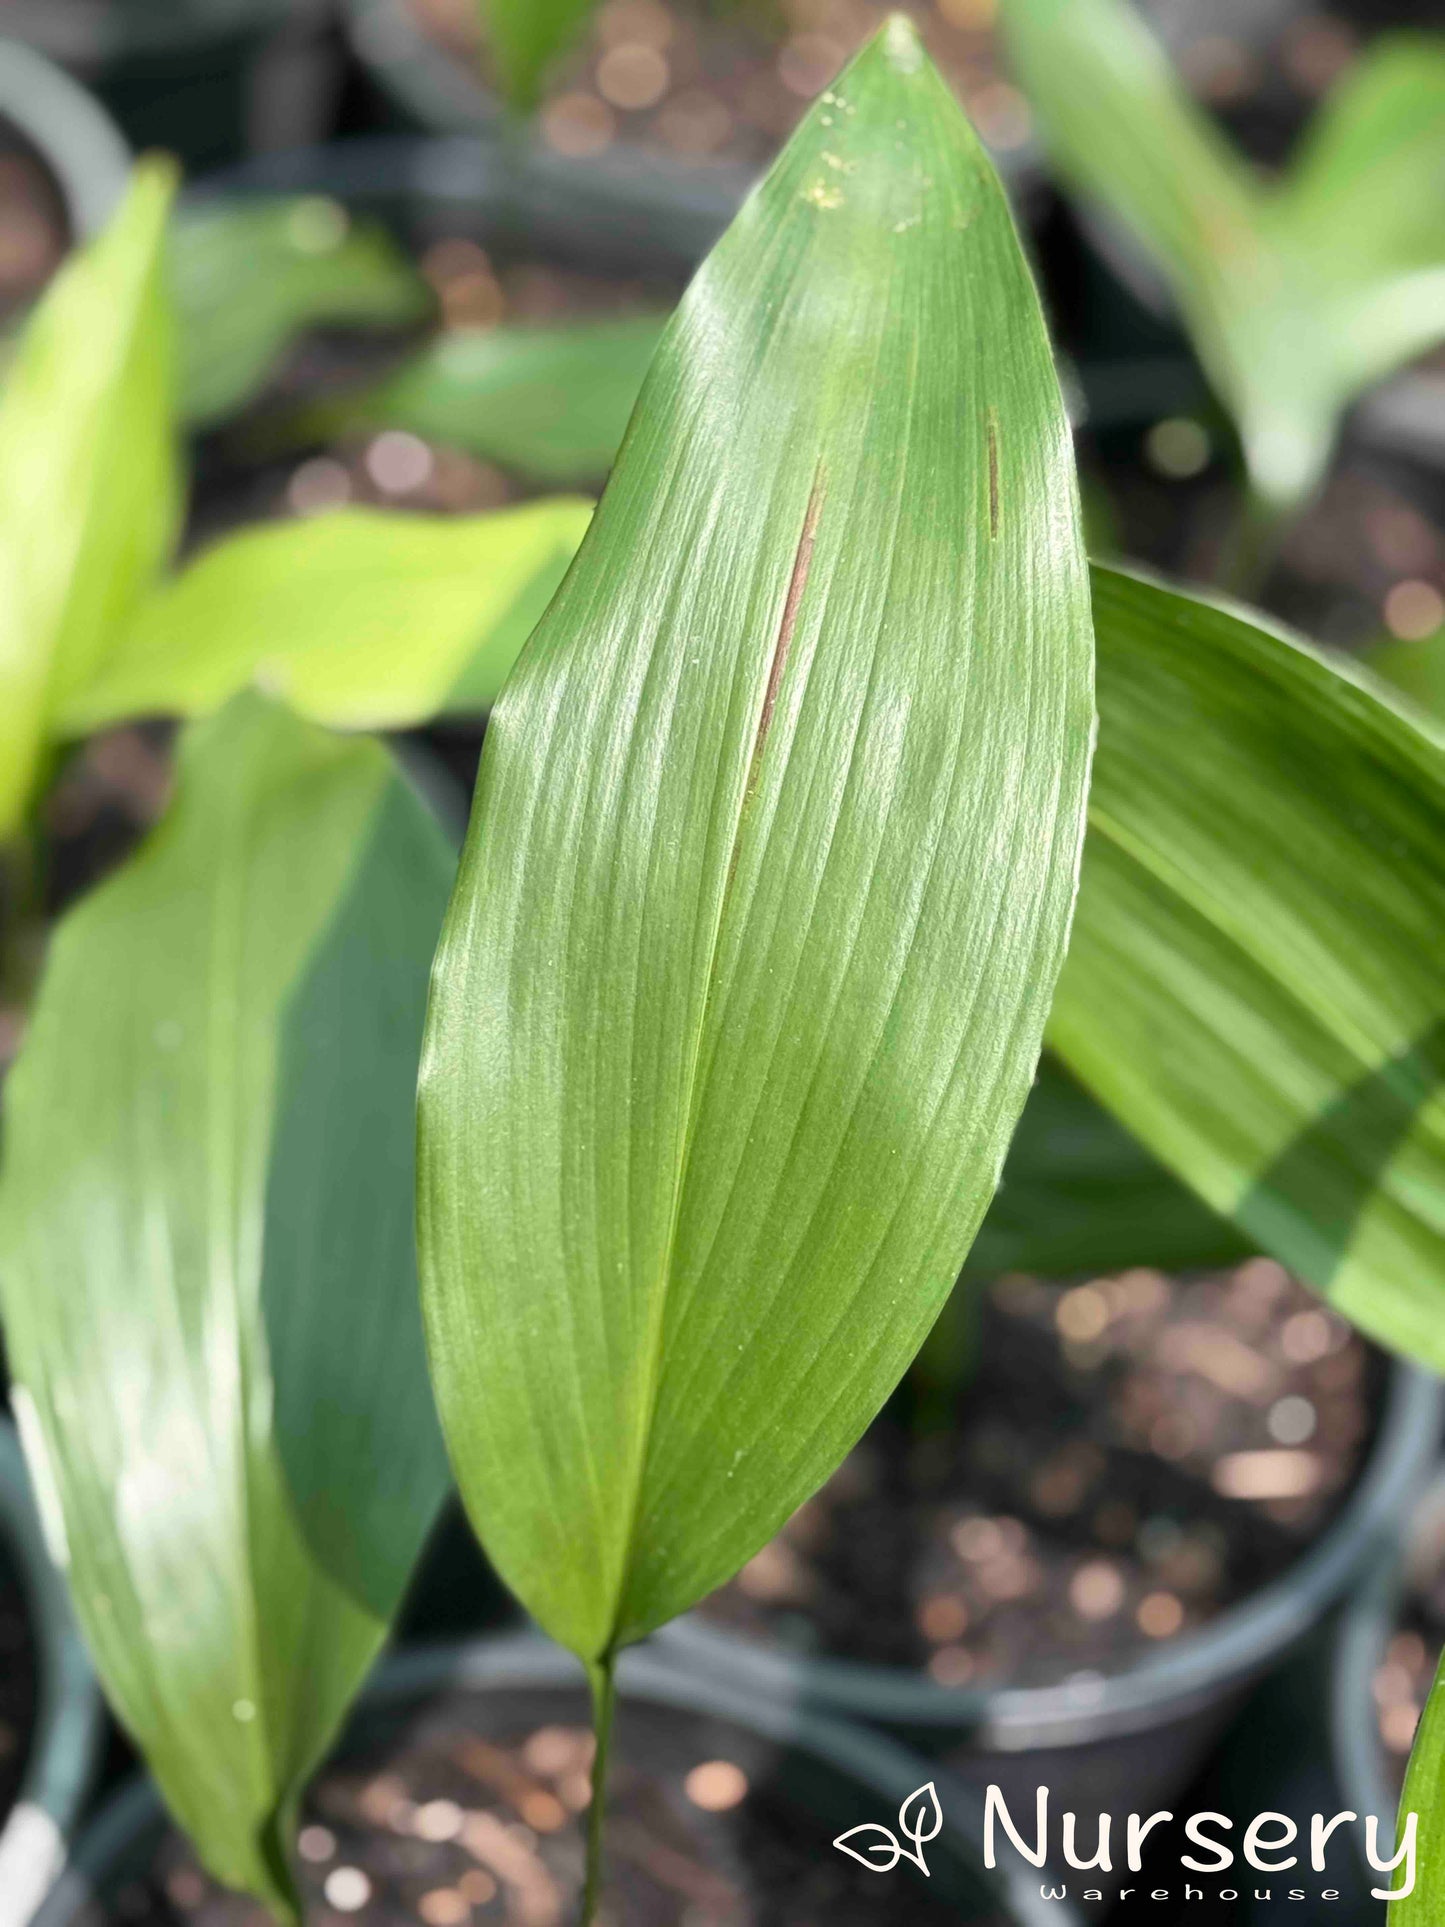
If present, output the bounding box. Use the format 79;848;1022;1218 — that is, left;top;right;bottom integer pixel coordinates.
998;0;1445;509
1050;565;1445;1368
417;20;1094;1663
0;159;179;839
0;695;454;1917
58;498;593;735
171;196;431;427
967;1053;1249;1280
320;315;666;485
480;0;599;109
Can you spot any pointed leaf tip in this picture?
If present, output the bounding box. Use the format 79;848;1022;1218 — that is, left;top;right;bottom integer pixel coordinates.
882;13;925;70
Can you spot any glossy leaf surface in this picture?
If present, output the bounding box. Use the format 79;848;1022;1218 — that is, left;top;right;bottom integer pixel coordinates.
0;160;178;837
418;22;1095;1661
59;499;592;734
0;696;454;1916
1051;566;1445;1367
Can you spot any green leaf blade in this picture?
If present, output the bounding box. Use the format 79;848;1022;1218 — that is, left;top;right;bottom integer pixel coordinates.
1051;566;1445;1368
58;499;594;735
0;696;454;1911
337;315;667;485
481;0;599;109
418;20;1094;1662
0;159;180;836
171;197;431;428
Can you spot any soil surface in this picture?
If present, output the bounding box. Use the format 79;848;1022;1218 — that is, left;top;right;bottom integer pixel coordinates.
401;0;1386;176
93;1688;1004;1926
697;1260;1378;1685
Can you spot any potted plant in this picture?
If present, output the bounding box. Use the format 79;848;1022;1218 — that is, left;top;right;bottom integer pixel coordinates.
1;18;1443;1927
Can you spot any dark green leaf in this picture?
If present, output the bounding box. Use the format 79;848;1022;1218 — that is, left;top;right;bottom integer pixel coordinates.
172;197;430;427
1051;565;1445;1367
969;1054;1249;1279
58;499;593;734
329;314;666;485
417;20;1094;1662
0;696;454;1917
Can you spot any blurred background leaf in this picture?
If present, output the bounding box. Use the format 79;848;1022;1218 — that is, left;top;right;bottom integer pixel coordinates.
1051;565;1445;1369
968;1053;1249;1281
171;196;431;429
301;314;666;487
0;695;454;1917
479;0;601;109
59;498;592;734
418;20;1094;1668
0;159;178;839
998;0;1445;514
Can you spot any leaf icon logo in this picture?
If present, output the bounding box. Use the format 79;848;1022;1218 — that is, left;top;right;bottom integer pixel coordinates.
833;1782;941;1876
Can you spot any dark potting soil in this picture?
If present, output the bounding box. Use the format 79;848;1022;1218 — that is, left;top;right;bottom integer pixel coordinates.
399;0;1386;177
697;1260;1378;1686
95;1690;1003;1927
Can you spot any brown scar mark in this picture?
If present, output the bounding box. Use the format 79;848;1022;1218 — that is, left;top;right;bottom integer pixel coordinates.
750;468;825;773
986;409;1000;540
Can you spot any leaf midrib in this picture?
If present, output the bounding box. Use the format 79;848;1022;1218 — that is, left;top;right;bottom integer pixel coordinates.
600;475;826;1654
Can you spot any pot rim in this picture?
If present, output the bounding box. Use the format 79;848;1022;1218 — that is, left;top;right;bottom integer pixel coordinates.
0;36;131;241
0;1421;105;1927
658;1360;1443;1749
32;1629;1078;1927
1329;1467;1445;1837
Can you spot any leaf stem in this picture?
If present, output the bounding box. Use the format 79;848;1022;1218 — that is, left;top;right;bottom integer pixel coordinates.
582;1653;618;1927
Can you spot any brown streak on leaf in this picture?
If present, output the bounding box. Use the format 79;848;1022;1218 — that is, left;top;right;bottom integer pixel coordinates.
986;408;1000;541
750;470;825;779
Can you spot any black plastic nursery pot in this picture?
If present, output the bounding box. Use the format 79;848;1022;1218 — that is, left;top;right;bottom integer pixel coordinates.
0;35;131;256
31;1631;1076;1927
1330;1471;1445;1886
2;0;338;173
656;1362;1443;1876
0;1420;104;1927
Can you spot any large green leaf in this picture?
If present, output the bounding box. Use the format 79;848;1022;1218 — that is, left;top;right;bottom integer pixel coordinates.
319;315;666;485
998;0;1445;509
0;695;454;1917
58;498;593;735
172;196;431;428
0;160;179;838
480;0;599;108
1051;565;1445;1367
417;20;1094;1664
